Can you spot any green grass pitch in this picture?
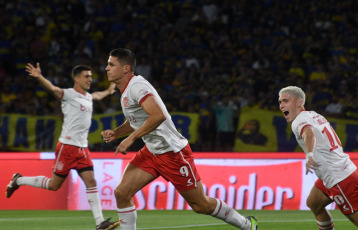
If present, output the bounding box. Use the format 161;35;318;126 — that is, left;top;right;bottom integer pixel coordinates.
0;210;353;230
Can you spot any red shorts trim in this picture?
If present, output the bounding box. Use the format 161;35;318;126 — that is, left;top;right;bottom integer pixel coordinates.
315;170;358;215
130;144;201;192
54;142;93;176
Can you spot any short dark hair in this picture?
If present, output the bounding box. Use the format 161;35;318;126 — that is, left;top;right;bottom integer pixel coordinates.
109;48;136;72
71;65;92;78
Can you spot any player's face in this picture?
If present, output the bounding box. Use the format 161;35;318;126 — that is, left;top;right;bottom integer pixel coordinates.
106;56;129;83
278;93;302;123
76;70;92;91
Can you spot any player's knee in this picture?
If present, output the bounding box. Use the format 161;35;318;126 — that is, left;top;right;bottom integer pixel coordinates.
306;198;321;214
306;198;314;210
114;187;131;201
48;183;61;191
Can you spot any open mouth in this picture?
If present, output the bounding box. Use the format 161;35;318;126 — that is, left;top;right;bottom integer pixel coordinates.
283;111;289;116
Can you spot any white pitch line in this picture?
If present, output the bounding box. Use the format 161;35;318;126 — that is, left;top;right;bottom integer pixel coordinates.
137;219;350;230
0;216;90;221
0;217;350;230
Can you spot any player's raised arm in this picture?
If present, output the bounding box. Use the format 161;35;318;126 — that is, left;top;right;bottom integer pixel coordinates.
26;62;63;99
92;82;116;101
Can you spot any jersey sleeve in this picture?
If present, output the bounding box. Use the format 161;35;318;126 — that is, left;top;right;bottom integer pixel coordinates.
129;82;154;105
61;88;72;101
291;113;312;138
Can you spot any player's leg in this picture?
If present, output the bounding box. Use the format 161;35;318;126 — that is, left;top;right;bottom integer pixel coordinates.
115;163;156;230
334;170;358;227
306;183;334;230
6;171;66;198
20;172;65;191
346;212;358;226
79;169;120;230
179;180;256;230
155;144;257;230
7;141;71;197
76;145;120;230
79;169;103;225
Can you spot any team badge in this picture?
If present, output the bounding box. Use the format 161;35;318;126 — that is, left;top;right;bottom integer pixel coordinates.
56;161;64;171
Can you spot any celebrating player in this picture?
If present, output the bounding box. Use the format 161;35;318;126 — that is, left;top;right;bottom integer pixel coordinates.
278;86;358;229
101;48;258;230
6;63;120;230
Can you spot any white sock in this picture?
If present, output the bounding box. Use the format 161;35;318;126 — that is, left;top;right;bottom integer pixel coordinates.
86;187;104;225
117;205;137;230
316;219;334;230
211;198;248;229
17;176;50;189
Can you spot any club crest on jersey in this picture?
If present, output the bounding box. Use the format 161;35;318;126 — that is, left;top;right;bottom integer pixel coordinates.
123;97;129;107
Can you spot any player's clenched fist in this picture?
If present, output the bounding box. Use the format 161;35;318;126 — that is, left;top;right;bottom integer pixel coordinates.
101;130;116;143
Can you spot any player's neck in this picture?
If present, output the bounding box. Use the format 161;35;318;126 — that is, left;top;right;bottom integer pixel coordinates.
117;74;135;93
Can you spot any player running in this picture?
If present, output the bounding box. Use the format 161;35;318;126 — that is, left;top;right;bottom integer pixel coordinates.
6;63;120;230
101;48;258;230
278;86;358;229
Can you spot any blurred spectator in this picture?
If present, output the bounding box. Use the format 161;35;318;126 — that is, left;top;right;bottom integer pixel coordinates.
309;63;328;82
214;96;238;152
324;96;343;117
135;56;152;79
1;85;17;109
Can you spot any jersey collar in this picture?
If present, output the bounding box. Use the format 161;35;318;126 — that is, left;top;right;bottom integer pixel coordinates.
121;75;135;94
74;88;86;96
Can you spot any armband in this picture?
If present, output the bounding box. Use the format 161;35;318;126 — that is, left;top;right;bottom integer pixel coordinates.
306;152;314;159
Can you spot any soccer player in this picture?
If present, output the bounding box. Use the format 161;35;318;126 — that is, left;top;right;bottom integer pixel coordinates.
101;48;258;230
6;63;120;230
278;86;358;229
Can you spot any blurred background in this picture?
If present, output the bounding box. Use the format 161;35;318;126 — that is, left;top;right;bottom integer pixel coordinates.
1;0;358;153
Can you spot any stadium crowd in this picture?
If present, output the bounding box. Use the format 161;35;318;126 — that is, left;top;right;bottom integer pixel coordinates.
1;0;358;151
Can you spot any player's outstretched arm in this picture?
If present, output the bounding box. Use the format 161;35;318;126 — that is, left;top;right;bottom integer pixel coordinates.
92;82;116;100
26;62;63;99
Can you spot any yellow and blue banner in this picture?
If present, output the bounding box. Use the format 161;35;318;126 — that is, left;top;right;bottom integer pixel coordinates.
0;112;199;152
234;107;358;152
1;108;357;152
